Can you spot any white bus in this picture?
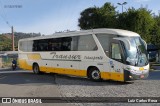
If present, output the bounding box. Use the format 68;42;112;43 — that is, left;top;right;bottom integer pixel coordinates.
18;28;149;82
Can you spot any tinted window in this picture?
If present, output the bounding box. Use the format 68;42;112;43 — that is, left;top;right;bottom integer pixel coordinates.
20;35;97;52
33;37;72;51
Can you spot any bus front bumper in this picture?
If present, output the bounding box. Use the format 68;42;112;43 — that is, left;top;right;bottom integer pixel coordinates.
124;70;149;81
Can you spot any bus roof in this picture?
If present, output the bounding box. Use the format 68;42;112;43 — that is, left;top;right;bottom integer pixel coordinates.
19;28;140;41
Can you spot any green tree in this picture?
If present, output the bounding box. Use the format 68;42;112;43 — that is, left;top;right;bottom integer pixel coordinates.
100;2;117;28
0;35;12;51
78;2;158;45
78;7;101;29
117;7;155;42
117;8;137;30
150;14;160;46
78;2;117;29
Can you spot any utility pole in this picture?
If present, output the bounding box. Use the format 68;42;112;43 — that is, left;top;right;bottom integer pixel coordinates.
11;26;15;51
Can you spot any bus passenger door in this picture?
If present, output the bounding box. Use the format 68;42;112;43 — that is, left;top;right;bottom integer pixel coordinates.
109;40;124;81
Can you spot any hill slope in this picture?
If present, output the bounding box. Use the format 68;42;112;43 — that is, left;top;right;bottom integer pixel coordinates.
0;32;41;51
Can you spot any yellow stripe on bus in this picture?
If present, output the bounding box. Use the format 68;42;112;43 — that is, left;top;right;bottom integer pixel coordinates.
27;54;41;60
101;72;124;81
19;59;124;81
18;59;32;70
40;66;87;77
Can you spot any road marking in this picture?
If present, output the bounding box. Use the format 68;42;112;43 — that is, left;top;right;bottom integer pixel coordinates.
0;71;33;74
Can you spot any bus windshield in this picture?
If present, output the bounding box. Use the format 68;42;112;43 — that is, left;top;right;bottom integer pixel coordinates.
124;37;148;66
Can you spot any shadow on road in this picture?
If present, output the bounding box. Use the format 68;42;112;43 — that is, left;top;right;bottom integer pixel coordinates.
0;72;56;86
55;74;134;86
0;71;134;86
53;71;160;86
0;71;160;86
1;70;159;86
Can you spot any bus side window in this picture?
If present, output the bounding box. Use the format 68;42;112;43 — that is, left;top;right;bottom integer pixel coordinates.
33;40;38;51
48;42;52;51
21;41;28;52
111;43;122;62
96;34;113;56
77;35;97;51
61;37;72;51
71;36;79;51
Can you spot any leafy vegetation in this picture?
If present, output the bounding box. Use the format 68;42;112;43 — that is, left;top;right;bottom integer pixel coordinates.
0;35;12;51
0;32;41;51
78;3;117;29
78;2;160;47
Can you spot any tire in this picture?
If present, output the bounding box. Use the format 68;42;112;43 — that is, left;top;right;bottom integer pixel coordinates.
12;64;16;70
33;64;40;74
88;68;101;81
12;66;16;70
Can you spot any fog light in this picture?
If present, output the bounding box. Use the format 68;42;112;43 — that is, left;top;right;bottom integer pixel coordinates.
129;75;133;79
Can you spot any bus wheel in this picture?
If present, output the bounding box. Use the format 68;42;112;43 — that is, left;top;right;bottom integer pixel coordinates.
89;68;101;81
33;64;40;74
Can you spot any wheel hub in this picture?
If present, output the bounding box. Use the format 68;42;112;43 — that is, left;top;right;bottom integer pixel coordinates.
91;70;100;80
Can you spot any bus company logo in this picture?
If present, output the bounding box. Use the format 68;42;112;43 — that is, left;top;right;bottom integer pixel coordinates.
53;54;81;60
51;52;81;60
2;98;11;103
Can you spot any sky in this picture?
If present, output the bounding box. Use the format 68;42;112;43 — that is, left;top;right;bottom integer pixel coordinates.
0;0;159;35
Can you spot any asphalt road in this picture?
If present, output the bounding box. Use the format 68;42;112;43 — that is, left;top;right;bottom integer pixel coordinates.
0;70;159;106
0;70;72;106
147;71;160;80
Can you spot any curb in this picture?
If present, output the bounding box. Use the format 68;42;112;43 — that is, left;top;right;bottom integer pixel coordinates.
0;68;21;71
150;69;160;71
151;64;160;66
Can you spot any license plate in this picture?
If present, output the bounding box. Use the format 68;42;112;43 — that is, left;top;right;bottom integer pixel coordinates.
140;75;144;78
